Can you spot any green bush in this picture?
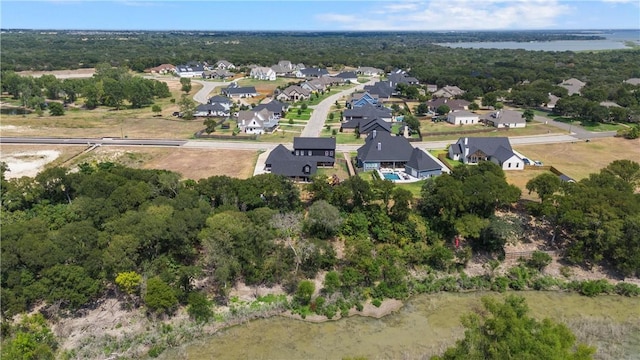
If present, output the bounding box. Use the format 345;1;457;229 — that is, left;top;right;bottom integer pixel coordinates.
532;276;559;290
579;279;614;297
491;276;509;293
614;282;640;297
526;251;553;271
371;298;382;308
294;280;315;306
144;277;178;315
187;292;213;323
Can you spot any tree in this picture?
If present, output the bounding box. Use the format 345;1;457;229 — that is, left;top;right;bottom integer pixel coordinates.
48;102;64;116
526;173;562;203
294;280;315;306
1;314;58;360
115;271;142;295
144;277;178;315
436;105;450;115
178;94;196;120
404;114;421;132
468;102;480;111
152;104;162;116
482;92;497;108
203;117;217;134
305;200;342;239
522;108;535;122
180;77;192;93
431;295;595;360
494;102;504;111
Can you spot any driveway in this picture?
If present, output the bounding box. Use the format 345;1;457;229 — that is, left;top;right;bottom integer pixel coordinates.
301;78;378;137
192;79;231;104
531;114;617;139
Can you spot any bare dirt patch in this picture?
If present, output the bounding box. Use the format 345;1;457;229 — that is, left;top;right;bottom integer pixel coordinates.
17;68;96;79
0;144;87;178
514;137;640;180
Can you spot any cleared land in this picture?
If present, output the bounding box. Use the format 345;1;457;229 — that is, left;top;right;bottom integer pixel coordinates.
513;137;640;180
1;145;258;180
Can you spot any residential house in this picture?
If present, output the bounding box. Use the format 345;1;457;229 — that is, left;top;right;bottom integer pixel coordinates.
433;85;465;98
293;137;336;166
175;62;208;78
335;71;358;83
276;85;311;102
253;99;290;118
295;67;330;78
250;67;277;81
356;130;415;170
301;79;327;93
194;103;230;117
482;110;526;128
427;98;470;113
202;69;234;79
237;108;279;134
341;116;391;135
448;137;524;171
388;72;420;87
447;110;480;125
559;78;586;95
404;148;444;179
342;103;393;123
356;66;384;76
221;83;258;98
546;93;560;109
348;91;379;108
364;81;394;100
144;64;175;74
426;84;438;93
216;60;236;70
265;144;317;182
208;95;233;107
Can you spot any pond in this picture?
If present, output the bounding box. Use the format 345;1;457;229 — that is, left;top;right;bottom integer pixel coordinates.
163;291;640;359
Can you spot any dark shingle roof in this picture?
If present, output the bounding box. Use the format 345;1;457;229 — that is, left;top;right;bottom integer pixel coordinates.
271;159;317;178
253;100;289;113
343;103;392;119
406;148;441;171
335;71;357;79
208;95;232;104
293;137;336;150
357;131;414;163
300;68;329;77
360;118;391;134
223;86;257;95
265;144;293;166
453;137;515;161
364;81;394;98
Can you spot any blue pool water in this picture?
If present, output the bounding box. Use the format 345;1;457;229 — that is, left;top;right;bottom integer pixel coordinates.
383;172;401;180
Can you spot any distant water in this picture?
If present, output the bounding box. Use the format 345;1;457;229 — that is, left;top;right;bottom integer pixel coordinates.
436;30;640;51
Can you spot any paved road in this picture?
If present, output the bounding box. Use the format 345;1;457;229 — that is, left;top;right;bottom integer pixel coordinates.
0;137;186;147
192;79;230;104
532;114;617;139
300;78;378;137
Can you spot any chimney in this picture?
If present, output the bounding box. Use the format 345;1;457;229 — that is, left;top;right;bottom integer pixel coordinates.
372;129;377;138
377;142;381;151
463;138;469;158
464;137;468;146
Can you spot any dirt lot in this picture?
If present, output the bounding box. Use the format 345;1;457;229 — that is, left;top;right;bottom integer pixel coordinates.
514;137;640;180
1;145;258;180
17;68;96;79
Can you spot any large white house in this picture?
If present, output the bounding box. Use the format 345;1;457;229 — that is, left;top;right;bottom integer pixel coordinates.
447;110;479;125
250;66;277;81
449;137;524;171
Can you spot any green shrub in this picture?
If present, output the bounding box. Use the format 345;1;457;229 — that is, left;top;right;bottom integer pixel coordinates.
144;277;178;315
532;276;559;290
371;299;382;308
187;292;213;323
491;276;509;293
560;266;574;278
614;282;640;297
148;345;165;358
294;280;315;306
579;279;613;297
526;251;553;271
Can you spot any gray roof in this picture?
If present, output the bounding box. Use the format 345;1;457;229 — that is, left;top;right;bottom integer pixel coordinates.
406;148;441;171
360;118;391;134
253;100;289;113
208;95;232;105
195;103;227;112
388;73;419;86
223;85;257;95
336;71;357;79
357;131;414;163
364;81;394;98
559;78;586;95
481;110;525;125
559;174;575;182
427;98;470;111
300;68;329;77
452;137;515;161
293;137;336;150
343;103;392;119
266;144;326;179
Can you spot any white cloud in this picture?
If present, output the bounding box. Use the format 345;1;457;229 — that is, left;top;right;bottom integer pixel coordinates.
320;0;573;31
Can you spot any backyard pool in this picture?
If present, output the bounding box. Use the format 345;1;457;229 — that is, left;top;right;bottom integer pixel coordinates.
383;172;401;180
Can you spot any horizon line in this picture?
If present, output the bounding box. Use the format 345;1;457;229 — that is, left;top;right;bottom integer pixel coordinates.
2;28;639;33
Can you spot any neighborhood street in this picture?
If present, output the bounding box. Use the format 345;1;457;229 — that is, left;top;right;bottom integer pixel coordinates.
192;79;231;104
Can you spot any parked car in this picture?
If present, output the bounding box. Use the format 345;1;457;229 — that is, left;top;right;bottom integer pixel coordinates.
172;111;180;117
522;158;531;165
534;160;544;166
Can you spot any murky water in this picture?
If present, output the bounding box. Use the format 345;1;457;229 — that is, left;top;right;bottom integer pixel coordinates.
165;292;640;360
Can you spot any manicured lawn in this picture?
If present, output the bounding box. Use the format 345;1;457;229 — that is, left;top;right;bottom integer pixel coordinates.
358;170;376;181
429;150;461;169
257;129;300;143
285;108;312;121
321;131;365;145
307;89;343;106
396;180;427;198
580;121;626;132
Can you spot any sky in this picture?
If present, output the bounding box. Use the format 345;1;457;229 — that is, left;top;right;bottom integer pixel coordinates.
1;0;639;31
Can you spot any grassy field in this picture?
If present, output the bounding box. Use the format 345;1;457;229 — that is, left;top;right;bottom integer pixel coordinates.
429;150;461;169
514;137;640;180
320;130;365;144
505;170;556;201
532;110;628;132
285;108;312;121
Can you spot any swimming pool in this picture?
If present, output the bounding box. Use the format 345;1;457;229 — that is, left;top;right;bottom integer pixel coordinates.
382;172;401;180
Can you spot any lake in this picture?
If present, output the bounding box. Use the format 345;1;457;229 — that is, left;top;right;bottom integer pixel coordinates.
163;291;640;359
436;30;640;51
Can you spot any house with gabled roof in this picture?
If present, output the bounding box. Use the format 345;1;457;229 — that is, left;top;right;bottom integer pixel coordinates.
216;60;236;70
145;64;175;74
176;62;208;78
364;81;394;100
388;72;420;87
276;85;311;102
357;66;384;76
447;110;480;125
448;137;523;171
335;71;358;83
295;67;330;78
253;99;290;118
221;82;258;98
250;66;276;81
433;85;465;98
343;103;393;123
341;114;391;135
559;78;586;96
202;69;234;79
265;137;336;182
405;148;444;179
348;91;379;108
237;108;279;134
427;98;470;113
482;110;526;128
194;103;230;117
293;137;336;166
356;130;415;170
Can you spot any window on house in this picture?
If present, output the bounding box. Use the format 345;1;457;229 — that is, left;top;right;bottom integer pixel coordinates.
508;163;511;168
295;150;299;156
330;151;334;156
308;150;312;156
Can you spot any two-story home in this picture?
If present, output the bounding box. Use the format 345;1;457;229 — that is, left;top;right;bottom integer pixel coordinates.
237;108;279;134
356;130;415;170
252;99;290;118
276;85;311;102
293;137;336;167
348;91;379;108
216;60;236;70
175;62;208;78
448;137;524;171
250;66;277;81
264;137;337;181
